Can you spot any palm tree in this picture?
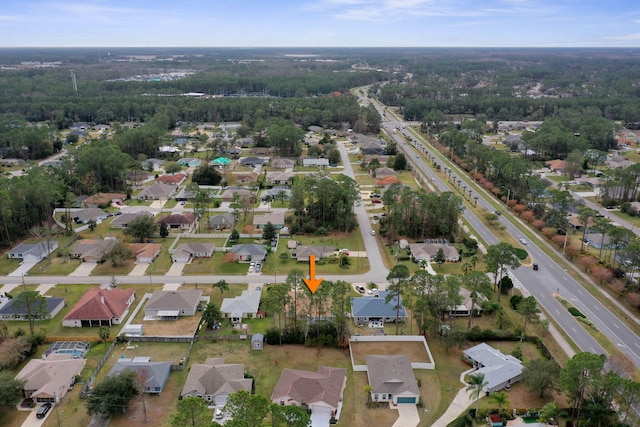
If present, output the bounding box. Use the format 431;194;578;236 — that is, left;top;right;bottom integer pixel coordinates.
466;373;488;423
212;279;229;297
489;391;510;414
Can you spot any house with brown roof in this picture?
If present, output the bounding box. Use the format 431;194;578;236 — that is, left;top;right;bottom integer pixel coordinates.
126;170;151;186
15;355;86;403
366;355;420;404
157;213;196;231
409;242;460;262
233;171;259;184
271;158;295;169
127;242;161;263
144;290;208;318
69;238;118;263
253;211;285;229
220;188;253;202
545;159;568;173
376;176;400;186
181;358;253;406
374;167;397;178
265;171;294;185
271;366;347;419
63;287;135;327
82;192;126;208
156;173;187;185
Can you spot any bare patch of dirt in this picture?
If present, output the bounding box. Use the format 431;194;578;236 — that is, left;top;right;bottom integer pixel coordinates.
350;340;432;365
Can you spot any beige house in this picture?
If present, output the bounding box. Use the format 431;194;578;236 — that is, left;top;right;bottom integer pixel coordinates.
181;357;253;406
144;290;209;319
366;355;420;404
15;355;86;403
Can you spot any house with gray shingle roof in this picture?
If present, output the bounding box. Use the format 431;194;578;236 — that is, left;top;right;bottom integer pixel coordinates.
253;211;285;229
409;243;460;263
261;188;291;202
265;171;294;185
109;357;171;394
144;290;208;318
208;213;236;230
8;241;59;263
462;342;524;393
181;358;253;406
69;238;118;263
158;213;196;231
136;183;177;200
230;244;267;263
171;243;214;263
0;294;65;321
111;211;154;229
292;245;335;262
15;355;86;403
366;355;420;404
72;208;109;224
271;158;295;169
220;288;262;324
351;291;407;324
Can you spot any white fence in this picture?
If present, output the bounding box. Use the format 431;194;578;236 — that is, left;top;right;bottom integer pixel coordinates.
349;335;436;371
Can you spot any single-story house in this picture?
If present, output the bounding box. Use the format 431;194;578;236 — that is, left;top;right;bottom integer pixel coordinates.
126;170;151;185
63;288;135;327
252;334;264;350
144;290;208;319
253;211;285;229
181;357;253;406
72;208;109;224
265;171;294;185
302;158;329;167
71;122;91;132
15;355;86;403
409;243;460;263
261;188;291;202
0;295;65;321
69;238;118;263
271;366;347;419
127;243;161;263
291;245;335;262
545;159;568;173
233;171;259;183
8;241;59;262
450;287;488;317
271;158;295;169
111;211;154;229
366;355;420;404
137;183;177;200
156;173;186;185
142;158;164;171
108;357;172;394
158;213;196;231
159;145;181;153
607;155;634;169
220;289;262;324
351;291;407;324
374;167;397;178
241;157;266;167
230;244;267;263
462;342;524;393
220;188;253;202
208;213;236;230
171;243;214;263
250;147;270;156
376;176;400;186
360;140;385;155
177;158;202;167
82;192;126;208
237;137;255;147
583;232;612;249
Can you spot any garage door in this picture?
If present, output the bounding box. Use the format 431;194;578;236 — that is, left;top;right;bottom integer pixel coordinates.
396;397;416;404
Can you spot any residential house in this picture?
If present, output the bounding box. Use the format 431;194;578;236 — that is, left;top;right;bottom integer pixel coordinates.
220;188;253;202
93;124;110;132
144;290;209;319
108;357;172;394
177;158;202;168
159;145;181;154
230;244;267;263
142;158;164;171
171;243;214;263
111;211;154;229
62;287;135;327
351;291;407;324
374;167;397;178
265;171;294;185
220;289;262;324
127;243;161;263
210;157;231;167
15;355;86;403
366;355;420;404
291;245;335;262
360;140;385;155
271;158;295;169
241;157;266;167
250;147;270;156
8;241;59;262
409;242;460;263
545;159;568;173
126;170;151;186
376;176;400;186
156;173;186;185
253;211;285;229
271;366;347;420
261;188;291;202
69;238;118;263
208;213;236;230
70;122;91;132
606;155;634;169
462;342;524;393
583;232;612;249
302;158;329;167
158;213;196;231
137;183;177;200
181;358;253;406
82;193;126;208
71;208;108;224
364;155;389;165
225;147;242;157
233;171;259;184
237;137;255;147
450;287;488;317
0;295;65;321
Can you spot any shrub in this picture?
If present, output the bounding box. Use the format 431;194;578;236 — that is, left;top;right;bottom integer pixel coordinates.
568;307;586;318
510;295;524;310
513;248;528;260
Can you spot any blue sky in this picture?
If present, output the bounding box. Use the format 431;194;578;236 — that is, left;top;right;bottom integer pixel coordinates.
2;0;640;47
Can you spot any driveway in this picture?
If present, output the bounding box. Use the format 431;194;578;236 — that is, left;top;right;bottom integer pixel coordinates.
71;262;98;276
128;263;149;276
8;261;38;277
167;261;186;276
392;404;419;427
310;409;331;427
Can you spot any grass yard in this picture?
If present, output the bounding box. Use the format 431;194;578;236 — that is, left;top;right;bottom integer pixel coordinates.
350;340;432;365
129;302;201;337
183;252;249;275
90;258;136;276
29;256;82;276
0;256;22;275
147;238;176;275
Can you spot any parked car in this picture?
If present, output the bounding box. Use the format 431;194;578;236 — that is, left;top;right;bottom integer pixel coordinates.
372;199;382;204
370;230;376;236
215;407;223;419
37;403;52;419
367;288;379;295
533;263;539;271
340;249;349;256
355;285;365;294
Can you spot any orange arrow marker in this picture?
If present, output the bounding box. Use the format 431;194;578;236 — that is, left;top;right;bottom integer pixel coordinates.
303;255;323;293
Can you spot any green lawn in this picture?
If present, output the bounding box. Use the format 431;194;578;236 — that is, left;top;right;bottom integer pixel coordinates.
90;258;136;276
30;255;82;276
183;252;248;275
0;256;21;275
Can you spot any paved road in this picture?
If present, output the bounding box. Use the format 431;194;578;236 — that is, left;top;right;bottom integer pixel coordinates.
361;90;640;367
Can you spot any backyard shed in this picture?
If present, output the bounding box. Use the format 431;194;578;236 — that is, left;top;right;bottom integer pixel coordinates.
252;333;264;350
123;324;144;337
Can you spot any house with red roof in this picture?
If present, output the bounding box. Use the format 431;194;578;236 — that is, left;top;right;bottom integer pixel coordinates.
63;287;135;327
156;173;187;185
127;243;161;263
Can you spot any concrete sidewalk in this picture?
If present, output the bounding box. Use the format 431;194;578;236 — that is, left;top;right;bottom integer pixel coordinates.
431;368;476;427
